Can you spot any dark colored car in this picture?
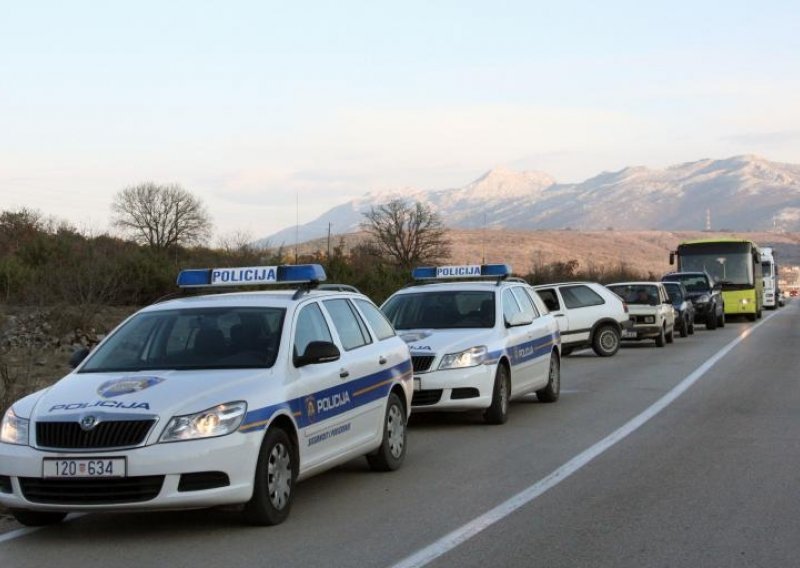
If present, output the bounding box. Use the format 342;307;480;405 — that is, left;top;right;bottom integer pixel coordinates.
661;271;725;330
662;281;695;337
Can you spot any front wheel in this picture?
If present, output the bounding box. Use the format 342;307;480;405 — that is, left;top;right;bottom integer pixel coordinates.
243;427;296;526
536;353;561;403
655;326;666;347
367;392;407;472
688;319;695;335
592;325;620;357
11;509;67;527
484;365;510;425
718;311;726;327
679;316;688;338
666;326;674;344
706;312;717;330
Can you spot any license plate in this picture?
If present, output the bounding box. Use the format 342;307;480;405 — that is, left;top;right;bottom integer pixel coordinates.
413;377;421;391
621;330;636;339
43;458;126;479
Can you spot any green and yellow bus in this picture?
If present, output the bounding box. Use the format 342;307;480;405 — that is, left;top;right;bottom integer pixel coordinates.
670;238;763;321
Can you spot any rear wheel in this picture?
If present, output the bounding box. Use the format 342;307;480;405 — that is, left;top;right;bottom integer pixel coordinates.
679;316;688;337
592;325;620;357
10;509;67;527
243;427;296;526
536;353;560;403
367;392;407;472
706;311;717;330
688;319;695;335
484;364;510;425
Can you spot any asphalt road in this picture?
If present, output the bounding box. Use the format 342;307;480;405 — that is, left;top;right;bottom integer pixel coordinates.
2;304;798;567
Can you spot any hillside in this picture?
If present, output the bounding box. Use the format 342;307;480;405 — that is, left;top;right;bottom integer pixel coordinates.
259;155;800;247
298;229;800;277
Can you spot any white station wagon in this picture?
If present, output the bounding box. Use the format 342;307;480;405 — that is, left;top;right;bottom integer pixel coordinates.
0;265;413;527
381;265;561;424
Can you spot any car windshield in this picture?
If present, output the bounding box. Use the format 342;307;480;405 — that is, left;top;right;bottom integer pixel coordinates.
79;307;285;372
664;274;711;293
382;290;495;329
607;284;660;306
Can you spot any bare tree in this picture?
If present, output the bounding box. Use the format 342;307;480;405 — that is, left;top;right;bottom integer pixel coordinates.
361;199;451;269
112;183;212;249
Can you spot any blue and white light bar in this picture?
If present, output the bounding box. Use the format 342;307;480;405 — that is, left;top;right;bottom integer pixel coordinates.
177;264;327;288
412;264;512;280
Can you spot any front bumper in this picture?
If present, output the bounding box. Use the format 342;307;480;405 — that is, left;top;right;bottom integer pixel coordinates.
0;431;262;512
411;363;496;412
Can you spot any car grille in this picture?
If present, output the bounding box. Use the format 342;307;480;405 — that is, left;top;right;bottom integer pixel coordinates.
36;420;156;449
19;476;164;505
411;355;435;372
412;389;443;406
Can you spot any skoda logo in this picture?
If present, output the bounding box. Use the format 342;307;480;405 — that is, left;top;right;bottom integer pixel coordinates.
80;415;98;431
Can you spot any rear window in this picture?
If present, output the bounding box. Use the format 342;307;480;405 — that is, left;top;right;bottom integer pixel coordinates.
560;285;605;309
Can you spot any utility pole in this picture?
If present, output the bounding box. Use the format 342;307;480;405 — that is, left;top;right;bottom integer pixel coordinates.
327;222;332;261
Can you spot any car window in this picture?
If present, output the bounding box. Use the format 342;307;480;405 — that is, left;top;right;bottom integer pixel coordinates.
294;303;334;361
560;285;605;309
355;299;396;341
502;289;523;322
663;283;683;302
607;284;660;305
323;298;371;351
512;287;539;319
535;288;561;311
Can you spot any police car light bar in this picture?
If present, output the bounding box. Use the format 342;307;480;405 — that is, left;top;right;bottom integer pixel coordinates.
412;264;512;280
177;264;327;288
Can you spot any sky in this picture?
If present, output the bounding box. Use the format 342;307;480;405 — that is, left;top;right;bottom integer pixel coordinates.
2;0;799;243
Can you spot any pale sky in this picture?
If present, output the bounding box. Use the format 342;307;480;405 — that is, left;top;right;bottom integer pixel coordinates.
2;0;799;242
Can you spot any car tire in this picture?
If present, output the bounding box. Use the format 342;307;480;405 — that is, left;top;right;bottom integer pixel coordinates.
718;311;726;327
655;326;666;347
679;316;688;337
536;353;561;403
10;509;67;527
666;327;674;344
484;364;510;425
367;392;407;472
688;319;695;335
243;427;296;526
592;325;620;357
756;309;762;319
706;311;717;330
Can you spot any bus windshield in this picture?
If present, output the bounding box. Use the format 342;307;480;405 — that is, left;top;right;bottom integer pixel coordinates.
679;252;753;287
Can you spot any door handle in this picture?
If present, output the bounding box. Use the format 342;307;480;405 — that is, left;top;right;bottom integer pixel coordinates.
339;369;350;379
378;356;387;365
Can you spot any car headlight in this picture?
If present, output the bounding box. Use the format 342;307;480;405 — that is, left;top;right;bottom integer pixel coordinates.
644;316;655;324
740;298;750;305
439;346;488;370
696;294;710;303
1;407;30;446
159;401;247;443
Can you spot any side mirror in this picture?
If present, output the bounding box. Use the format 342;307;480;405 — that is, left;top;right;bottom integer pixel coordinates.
505;313;533;328
713;283;722;291
295;341;340;367
669;252;675;265
69;347;90;369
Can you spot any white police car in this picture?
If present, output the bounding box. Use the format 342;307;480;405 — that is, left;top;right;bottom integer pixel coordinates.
0;265;413;527
381;265;561;424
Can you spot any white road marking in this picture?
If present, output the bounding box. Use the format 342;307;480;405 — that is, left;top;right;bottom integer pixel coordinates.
391;313;778;568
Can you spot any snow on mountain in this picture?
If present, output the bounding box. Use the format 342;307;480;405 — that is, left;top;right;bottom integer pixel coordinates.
255;155;800;247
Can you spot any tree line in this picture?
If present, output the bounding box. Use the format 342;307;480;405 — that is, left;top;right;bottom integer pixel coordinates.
1;183;651;309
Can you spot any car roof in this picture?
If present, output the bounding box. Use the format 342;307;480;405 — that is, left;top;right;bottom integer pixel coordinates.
607;281;663;287
532;281;599;288
392;280;516;294
142;288;367;312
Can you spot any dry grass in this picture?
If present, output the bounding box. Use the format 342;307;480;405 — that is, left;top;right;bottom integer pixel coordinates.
300;229;800;276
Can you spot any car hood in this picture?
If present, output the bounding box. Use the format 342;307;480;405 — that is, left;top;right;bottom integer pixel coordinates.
399;329;492;356
24;368;274;422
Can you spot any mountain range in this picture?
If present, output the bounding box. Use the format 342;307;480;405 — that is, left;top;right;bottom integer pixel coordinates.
257;155;800;247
